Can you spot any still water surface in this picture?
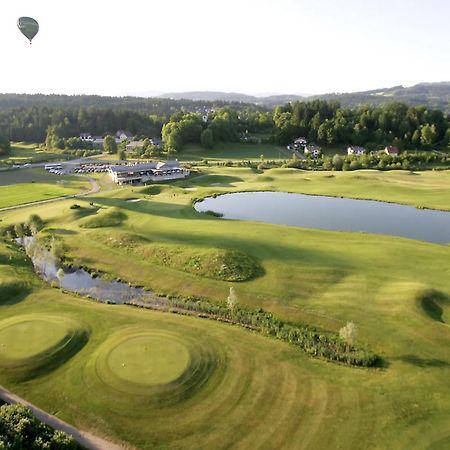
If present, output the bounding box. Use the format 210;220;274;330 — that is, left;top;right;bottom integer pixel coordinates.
195;192;450;244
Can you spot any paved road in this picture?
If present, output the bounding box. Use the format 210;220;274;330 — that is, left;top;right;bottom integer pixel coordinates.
0;385;126;450
0;178;100;213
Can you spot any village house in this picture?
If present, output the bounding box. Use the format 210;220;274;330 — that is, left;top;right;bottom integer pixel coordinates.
347;146;365;156
80;132;93;142
304;145;321;158
125;140;145;152
150;137;162;147
92;136;104;147
107;160;190;185
116;130;133;141
384;145;400;156
293;137;308;148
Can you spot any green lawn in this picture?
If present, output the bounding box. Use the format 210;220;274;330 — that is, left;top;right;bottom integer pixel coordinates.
0;169;91;208
0;143;65;165
0;167;449;449
179;142;289;161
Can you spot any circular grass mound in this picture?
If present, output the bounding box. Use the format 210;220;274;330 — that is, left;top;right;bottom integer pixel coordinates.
0;281;30;306
86;328;221;407
0;314;89;381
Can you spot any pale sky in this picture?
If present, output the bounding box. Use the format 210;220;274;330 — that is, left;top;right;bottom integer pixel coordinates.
1;0;449;96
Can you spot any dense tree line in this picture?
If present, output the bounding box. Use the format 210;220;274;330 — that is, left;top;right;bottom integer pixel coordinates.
0;403;79;449
0;95;449;152
274;100;449;148
0;106;166;143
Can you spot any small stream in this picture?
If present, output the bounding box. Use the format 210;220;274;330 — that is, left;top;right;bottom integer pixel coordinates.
20;237;167;307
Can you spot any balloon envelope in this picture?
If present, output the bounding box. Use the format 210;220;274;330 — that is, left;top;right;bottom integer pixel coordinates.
17;17;39;43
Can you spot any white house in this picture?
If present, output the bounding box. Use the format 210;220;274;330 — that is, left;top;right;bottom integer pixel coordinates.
293;137;308;148
347;146;365;156
304;145;321;158
116;130;133;141
80;133;93;142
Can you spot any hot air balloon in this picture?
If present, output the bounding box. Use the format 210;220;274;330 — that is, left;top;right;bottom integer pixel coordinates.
17;17;39;44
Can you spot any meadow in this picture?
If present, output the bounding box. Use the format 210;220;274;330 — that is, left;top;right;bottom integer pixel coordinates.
0;169;90;209
0;142;64;166
0;166;449;449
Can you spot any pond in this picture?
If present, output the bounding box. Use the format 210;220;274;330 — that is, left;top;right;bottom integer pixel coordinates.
195;192;450;244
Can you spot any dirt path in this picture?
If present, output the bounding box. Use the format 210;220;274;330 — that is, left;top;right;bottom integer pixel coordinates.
0;385;126;450
0;177;100;213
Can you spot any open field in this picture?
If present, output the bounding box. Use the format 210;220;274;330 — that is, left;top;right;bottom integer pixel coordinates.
0;142;65;165
1;167;449;449
0;169;91;209
178;142;289;161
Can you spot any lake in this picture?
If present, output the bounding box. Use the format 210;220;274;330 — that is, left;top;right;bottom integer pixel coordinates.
194;192;450;244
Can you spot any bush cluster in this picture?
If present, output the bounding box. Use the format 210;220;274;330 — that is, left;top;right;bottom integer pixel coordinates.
165;296;378;367
0;403;79;449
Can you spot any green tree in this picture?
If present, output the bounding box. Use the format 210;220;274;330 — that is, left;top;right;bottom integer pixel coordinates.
332;154;344;170
0;403;79;449
118;149;126;160
45;125;64;150
14;223;25;238
420;124;438;146
28;214;44;235
200;128;214;149
103;135;117;154
0;134;11;155
64;137;83;150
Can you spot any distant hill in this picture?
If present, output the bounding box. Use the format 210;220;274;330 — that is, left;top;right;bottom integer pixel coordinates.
160;82;450;111
159;91;305;107
311;82;450;111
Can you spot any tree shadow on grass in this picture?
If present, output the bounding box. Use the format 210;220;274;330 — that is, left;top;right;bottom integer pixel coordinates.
0;283;32;307
416;289;449;324
44;228;78;235
397;354;450;368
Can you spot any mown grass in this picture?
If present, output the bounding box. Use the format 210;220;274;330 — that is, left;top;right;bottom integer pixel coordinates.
0;168;449;448
0;169;90;209
0;142;65;165
178;142;288;161
0;240;449;449
80;208;127;228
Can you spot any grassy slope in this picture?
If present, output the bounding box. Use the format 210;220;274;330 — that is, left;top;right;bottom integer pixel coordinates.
0;169;90;208
0;168;449;448
0;143;63;165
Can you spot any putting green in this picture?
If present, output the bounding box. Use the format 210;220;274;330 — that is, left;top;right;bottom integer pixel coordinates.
0;314;89;380
107;335;190;386
0;318;70;360
87;328;220;405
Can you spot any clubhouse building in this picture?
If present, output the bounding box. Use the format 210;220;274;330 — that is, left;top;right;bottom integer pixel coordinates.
107;160;189;185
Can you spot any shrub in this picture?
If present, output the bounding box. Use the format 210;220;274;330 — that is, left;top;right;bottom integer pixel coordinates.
0;404;79;448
